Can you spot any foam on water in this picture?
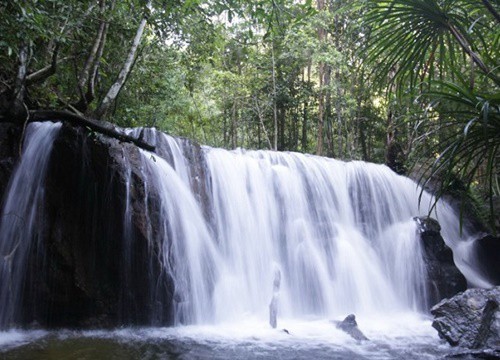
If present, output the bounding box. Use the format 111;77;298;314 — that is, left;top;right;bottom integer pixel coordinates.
0;329;47;350
0;314;449;359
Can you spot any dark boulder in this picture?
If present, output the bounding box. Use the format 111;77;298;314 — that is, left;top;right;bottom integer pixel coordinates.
17;123;176;328
471;235;500;286
413;216;467;305
333;314;369;341
431;287;500;350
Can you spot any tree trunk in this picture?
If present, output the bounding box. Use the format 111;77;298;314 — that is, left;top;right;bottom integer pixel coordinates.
325;65;333;157
271;43;278;151
301;61;311;152
359;118;368;161
334;12;343;159
335;74;342;159
231;100;237;148
279;107;286;151
316;0;326;156
94;0;151;119
8;43;29;123
223;106;228;148
78;2;107;98
254;96;272;149
86;20;109;107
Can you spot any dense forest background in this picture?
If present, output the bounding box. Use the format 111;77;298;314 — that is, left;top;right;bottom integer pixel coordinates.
0;0;498;229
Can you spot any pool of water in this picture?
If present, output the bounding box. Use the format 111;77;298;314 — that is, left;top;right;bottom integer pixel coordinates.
0;312;468;359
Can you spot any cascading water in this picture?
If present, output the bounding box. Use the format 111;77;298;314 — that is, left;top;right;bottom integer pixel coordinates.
122;129;487;327
0;123;489;336
169;147;484;324
0;122;61;327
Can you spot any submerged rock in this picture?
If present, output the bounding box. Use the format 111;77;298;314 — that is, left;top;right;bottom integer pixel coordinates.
334;314;369;341
431;286;500;349
413;216;467;305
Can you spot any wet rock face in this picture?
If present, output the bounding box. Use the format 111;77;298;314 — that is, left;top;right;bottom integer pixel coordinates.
0;123;21;199
0;122;212;329
431;287;500;350
20;124;174;328
413;216;467;306
472;235;500;286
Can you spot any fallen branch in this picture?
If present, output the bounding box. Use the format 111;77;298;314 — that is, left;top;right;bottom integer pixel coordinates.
28;109;155;151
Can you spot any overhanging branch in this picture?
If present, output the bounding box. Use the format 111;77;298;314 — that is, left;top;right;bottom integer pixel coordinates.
28;110;155;151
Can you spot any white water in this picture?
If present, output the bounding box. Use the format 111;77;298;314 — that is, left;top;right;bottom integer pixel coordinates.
131;132;488;326
0;122;62;328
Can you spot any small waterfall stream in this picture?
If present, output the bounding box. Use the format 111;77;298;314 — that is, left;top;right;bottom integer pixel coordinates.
0;122;62;327
0;122;488;335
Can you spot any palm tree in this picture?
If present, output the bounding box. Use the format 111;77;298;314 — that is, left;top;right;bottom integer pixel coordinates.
365;0;499;230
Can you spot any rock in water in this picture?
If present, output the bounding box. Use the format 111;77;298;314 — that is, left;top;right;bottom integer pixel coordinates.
431;286;500;349
269;296;278;329
413;216;467;305
269;269;281;329
472;235;500;286
334;314;369;341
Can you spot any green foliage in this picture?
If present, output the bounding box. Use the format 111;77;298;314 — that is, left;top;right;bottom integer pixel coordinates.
4;0;498;231
364;0;500;229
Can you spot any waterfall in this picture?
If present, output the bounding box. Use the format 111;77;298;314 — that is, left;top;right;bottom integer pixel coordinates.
0;122;61;327
182;148;476;323
137;136;485;324
0;123;488;329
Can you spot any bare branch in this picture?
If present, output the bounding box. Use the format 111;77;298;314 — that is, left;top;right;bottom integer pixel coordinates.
26;44;65;85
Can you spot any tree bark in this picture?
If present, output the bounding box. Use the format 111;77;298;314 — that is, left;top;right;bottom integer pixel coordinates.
359;117;368;161
334;12;342;159
28;110;155;151
271;42;278;151
231;100;237;148
316;0;326;156
253;96;272;149
78;0;115;112
7;43;30;123
324;65;333;157
13;44;28;104
94;0;151;119
301;61;311;152
85;22;108;107
78;8;107;96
